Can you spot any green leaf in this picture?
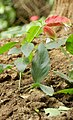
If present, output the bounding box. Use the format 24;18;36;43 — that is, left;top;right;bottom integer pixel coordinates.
55;88;73;94
0;64;12;74
46;38;66;49
14;57;29;72
31;43;50;83
0;25;26;39
8;47;21;55
44;106;70;117
22;26;42;44
21;42;34;57
2;64;12;69
26;19;43;31
40;84;54;96
0;64;3;74
44;108;61;116
68;70;73;79
58;106;70;111
54;71;73;83
0;42;17;54
66;34;73;54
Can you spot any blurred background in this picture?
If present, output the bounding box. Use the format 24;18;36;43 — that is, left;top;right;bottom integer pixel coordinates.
0;0;54;31
0;0;54;39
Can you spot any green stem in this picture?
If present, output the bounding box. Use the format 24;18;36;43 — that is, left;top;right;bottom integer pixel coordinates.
60;46;69;58
31;83;40;88
60;46;73;63
19;72;22;90
60;46;73;72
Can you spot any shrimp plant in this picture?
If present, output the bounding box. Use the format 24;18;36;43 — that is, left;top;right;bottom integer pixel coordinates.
0;15;72;96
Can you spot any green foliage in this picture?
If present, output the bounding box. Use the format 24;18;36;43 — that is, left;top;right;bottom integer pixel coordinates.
26;17;45;31
0;64;4;74
46;38;66;49
68;70;73;79
0;0;16;30
0;64;12;74
8;47;21;55
55;88;73;94
0;25;26;39
21;42;34;57
0;15;73;97
66;34;73;54
22;26;42;44
44;106;70;117
0;42;18;54
54;71;73;83
31;43;54;96
40;84;54;96
54;71;73;94
14;57;29;72
52;34;73;95
31;43;50;83
0;18;44;40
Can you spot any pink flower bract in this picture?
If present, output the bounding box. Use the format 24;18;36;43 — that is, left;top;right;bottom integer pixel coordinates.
43;26;56;40
30;16;39;21
45;15;71;27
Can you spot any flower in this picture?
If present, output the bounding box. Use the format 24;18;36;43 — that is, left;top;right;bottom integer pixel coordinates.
43;26;56;40
45;15;71;27
30;16;39;21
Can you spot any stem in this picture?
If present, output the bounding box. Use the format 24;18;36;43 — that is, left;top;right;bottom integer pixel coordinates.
19;72;22;90
60;46;73;72
60;46;69;58
60;46;73;63
31;83;40;88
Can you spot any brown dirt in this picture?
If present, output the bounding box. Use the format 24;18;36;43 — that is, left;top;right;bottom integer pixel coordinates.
0;37;73;120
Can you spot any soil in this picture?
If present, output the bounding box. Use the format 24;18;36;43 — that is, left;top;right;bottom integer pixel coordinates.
0;36;73;120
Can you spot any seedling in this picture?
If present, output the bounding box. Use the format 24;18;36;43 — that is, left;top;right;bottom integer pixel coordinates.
0;15;71;95
31;43;54;96
14;57;30;90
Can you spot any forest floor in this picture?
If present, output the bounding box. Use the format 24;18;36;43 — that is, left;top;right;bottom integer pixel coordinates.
0;36;73;120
